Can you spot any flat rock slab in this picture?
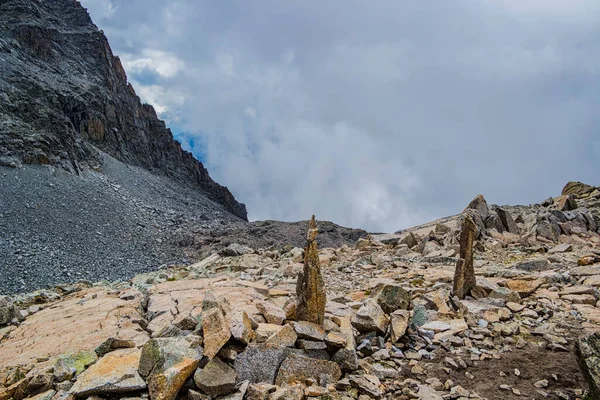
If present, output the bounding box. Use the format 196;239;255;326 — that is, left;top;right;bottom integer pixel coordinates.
146;279;262;336
0;288;148;369
69;348;146;396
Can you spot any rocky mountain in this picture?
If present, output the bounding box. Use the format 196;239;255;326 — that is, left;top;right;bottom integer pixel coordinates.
0;0;246;219
1;181;600;400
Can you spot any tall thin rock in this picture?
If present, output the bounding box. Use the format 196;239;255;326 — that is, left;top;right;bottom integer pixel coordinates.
453;215;476;299
296;216;326;325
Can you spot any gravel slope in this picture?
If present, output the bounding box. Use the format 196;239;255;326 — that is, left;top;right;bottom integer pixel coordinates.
0;153;367;294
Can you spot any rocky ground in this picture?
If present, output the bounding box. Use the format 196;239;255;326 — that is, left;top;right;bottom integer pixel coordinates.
0;154;365;295
1;182;600;400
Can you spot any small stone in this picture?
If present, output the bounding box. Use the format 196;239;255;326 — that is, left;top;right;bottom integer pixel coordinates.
534;379;549;388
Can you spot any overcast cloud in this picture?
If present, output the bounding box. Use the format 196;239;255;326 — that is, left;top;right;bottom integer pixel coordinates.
80;0;600;232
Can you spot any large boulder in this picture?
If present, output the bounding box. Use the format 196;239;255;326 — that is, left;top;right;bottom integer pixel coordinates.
138;337;203;400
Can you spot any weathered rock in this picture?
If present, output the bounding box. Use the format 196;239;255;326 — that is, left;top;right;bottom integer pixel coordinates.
464;194;490;220
548;243;573;254
514;259;552;272
217;380;249;400
351;299;389;334
264;324;297;347
52;351;98;382
202;307;231;359
220;243;253;257
0;296;21;326
372;284;410;314
488;288;521;303
138;337;203;400
579;255;600;267
233;344;291;384
193;358;237;398
296;216;326;325
399;232;420;248
576;331;600;399
331;317;358;372
290;321;325;341
555;195;578;211
26;390;56;400
275;353;341;386
505;279;543;297
229;310;254;345
69;349;146;396
389;309;410;343
256;302;286;325
348;375;382;399
562;181;596;197
453;215;476;299
495;207;519;234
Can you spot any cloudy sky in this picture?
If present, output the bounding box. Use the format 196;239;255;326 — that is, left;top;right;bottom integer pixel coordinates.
80;0;600;232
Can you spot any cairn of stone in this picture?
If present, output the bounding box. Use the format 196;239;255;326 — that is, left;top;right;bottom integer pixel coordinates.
296;215;326;325
453;215;476;299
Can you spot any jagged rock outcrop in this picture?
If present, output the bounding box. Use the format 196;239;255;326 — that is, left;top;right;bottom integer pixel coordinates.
296;216;326;325
453;215;476;299
0;0;246;219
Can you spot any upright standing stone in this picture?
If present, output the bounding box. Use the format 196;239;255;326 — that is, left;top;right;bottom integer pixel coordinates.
453;215;476;299
296;216;326;325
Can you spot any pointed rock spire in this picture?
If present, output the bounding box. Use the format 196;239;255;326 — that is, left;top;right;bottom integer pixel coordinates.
453;215;476;299
296;215;326;325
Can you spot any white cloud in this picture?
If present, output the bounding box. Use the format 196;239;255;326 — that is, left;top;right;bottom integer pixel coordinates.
82;0;600;232
121;49;184;78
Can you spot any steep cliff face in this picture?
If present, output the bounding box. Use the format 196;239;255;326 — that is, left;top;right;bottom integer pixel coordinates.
0;0;247;220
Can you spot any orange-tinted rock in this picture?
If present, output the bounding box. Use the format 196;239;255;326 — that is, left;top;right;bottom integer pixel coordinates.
296;216;326;325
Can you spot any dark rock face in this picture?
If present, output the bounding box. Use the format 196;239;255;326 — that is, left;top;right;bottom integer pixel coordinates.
0;0;247;220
